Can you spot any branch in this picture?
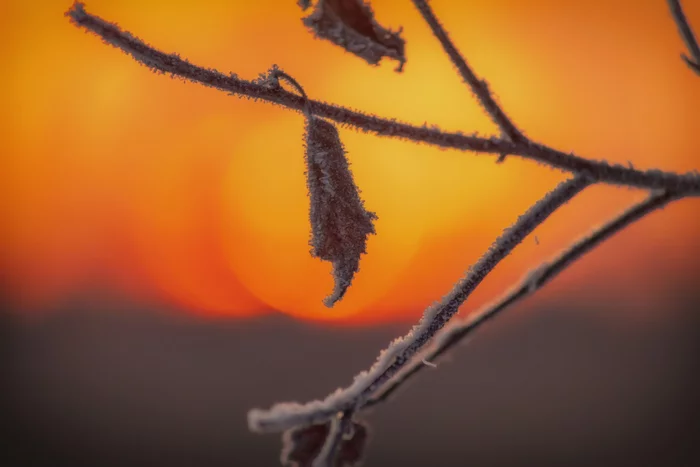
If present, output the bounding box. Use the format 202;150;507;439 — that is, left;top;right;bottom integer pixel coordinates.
667;0;700;75
247;173;594;433
67;1;700;464
365;189;683;407
65;2;700;194
411;0;526;145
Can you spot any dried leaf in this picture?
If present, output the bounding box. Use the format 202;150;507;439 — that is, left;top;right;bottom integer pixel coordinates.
300;0;406;71
281;420;369;467
304;116;377;307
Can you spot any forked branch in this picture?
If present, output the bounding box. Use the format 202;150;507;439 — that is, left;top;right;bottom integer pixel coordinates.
365;189;681;407
65;0;699;465
247;173;594;433
246;0;699;452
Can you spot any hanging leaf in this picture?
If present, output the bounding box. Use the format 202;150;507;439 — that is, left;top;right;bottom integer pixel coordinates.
262;65;377;307
281;420;369;467
300;0;406;72
304;116;377;307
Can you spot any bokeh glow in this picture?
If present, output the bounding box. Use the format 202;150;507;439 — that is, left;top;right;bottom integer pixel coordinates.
2;0;699;324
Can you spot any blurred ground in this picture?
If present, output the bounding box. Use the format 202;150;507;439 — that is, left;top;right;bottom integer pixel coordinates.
1;287;699;467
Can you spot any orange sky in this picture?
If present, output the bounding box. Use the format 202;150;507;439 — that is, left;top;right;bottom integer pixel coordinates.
2;0;699;324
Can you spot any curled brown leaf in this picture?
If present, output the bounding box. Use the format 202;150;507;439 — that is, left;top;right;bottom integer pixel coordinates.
304;116;377;307
300;0;406;71
260;66;377;308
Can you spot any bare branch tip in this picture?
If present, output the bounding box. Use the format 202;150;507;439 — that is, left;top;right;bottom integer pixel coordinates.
65;1;87;23
667;0;700;74
682;54;700;75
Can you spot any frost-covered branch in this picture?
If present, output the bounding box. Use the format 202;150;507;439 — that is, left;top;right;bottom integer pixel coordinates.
365;189;684;407
66;2;700;194
248;173;593;433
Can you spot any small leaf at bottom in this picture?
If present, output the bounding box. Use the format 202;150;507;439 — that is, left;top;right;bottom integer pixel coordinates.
281;420;369;467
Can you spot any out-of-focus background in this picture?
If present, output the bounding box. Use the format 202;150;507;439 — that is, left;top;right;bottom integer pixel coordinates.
2;0;699;466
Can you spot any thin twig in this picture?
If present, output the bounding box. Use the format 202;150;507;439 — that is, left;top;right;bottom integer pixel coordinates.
667;0;700;75
365;189;682;407
411;0;526;144
248;173;594;433
65;2;700;194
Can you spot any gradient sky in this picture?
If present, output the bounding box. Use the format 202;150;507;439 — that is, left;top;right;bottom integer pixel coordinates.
2;0;699;324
